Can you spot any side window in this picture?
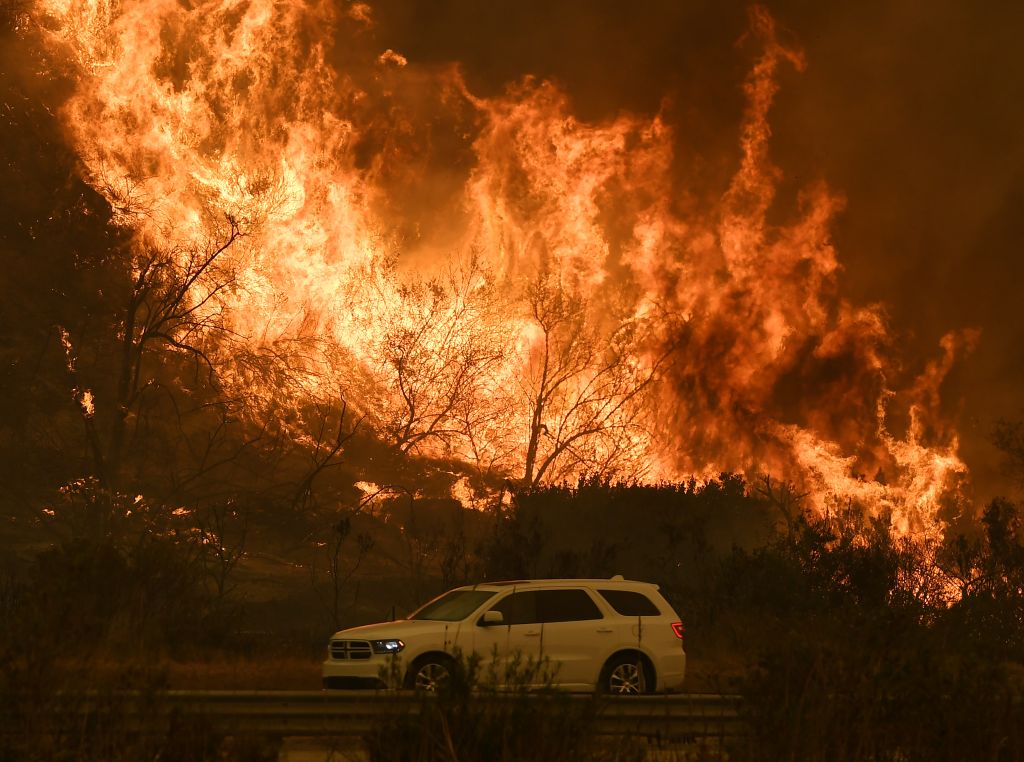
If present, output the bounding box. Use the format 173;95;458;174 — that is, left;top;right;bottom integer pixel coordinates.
489;591;540;625
596;589;662;617
536;589;603;623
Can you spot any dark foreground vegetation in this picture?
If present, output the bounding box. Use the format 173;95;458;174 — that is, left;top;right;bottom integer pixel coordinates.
363;652;647;762
4;473;1024;760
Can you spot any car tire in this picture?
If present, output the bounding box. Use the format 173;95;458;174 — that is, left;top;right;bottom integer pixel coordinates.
599;653;654;695
405;654;455;692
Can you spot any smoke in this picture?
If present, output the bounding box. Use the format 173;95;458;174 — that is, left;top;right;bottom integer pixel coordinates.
362;0;1024;499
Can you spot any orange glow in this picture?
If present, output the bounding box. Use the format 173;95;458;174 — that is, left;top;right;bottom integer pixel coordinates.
32;1;970;541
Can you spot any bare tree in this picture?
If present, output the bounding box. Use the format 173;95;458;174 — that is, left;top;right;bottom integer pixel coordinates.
308;485;398;630
196;500;249;605
755;474;810;541
57;216;243;493
310;513;374;631
352;254;507;458
292;398;360;513
518;271;667;487
107;217;242;485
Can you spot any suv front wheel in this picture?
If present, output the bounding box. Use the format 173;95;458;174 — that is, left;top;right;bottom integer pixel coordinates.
405;654;454;692
600;653;653;695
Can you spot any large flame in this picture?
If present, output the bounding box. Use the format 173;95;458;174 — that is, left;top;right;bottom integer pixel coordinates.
32;0;970;540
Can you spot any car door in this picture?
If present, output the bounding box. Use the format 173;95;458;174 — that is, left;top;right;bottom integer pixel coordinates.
472;590;544;684
532;588;608;687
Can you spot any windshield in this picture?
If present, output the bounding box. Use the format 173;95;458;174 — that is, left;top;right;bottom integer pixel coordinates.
409;589;496;621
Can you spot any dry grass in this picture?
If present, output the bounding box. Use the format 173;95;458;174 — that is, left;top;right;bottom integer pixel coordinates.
51;655;324;690
163;656;324;689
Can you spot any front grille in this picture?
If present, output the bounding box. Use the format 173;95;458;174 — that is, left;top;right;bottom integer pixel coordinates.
330;639;372;660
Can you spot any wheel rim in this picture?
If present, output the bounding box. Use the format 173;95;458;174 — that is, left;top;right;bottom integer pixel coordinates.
414;662;450;692
608;662;645;695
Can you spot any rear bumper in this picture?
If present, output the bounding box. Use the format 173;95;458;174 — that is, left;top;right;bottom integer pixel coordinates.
656;652;686;692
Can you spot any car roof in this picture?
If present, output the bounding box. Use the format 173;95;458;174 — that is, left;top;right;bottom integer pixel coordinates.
458;577;660;591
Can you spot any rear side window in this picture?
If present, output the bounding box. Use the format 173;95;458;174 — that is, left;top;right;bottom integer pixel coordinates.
597;589;662;617
536;589;603;622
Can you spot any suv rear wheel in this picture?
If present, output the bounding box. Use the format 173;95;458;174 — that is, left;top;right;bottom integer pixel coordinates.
600;653;653;695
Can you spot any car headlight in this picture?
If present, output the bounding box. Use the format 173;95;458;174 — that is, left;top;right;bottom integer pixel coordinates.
371;639;405;654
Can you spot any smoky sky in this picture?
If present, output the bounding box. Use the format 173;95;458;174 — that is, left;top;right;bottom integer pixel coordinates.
357;0;1024;497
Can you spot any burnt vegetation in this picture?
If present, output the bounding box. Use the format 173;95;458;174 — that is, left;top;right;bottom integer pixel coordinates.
3;32;1024;762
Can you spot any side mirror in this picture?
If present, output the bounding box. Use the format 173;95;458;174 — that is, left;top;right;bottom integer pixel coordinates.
480;610;504;626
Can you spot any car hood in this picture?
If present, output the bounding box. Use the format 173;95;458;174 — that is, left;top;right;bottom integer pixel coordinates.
330;618;468;640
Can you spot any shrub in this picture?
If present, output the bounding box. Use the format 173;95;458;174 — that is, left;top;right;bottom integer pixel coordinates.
365;650;644;762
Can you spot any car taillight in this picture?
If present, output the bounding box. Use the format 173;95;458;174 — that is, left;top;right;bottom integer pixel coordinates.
671;621;684;640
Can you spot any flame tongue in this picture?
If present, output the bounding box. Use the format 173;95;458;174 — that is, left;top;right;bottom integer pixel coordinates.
33;0;968;539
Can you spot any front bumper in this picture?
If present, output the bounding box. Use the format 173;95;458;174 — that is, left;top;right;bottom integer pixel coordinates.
322;656;395;690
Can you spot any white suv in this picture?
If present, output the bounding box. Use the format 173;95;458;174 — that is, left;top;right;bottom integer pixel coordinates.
322;577;686;694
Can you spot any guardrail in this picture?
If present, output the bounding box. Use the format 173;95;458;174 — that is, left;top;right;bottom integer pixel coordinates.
17;691;745;741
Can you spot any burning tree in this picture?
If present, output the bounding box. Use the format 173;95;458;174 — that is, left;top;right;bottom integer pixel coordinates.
339;255;665;488
518;269;665;487
345;255;508;459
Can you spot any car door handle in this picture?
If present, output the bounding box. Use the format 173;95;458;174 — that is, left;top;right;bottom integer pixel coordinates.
596;627;613;634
